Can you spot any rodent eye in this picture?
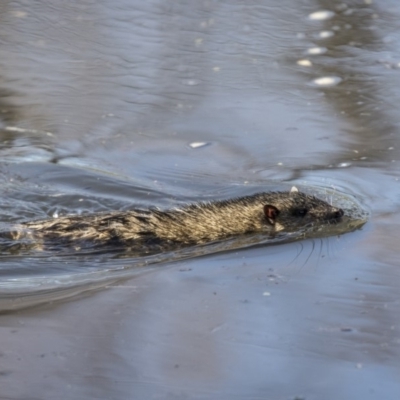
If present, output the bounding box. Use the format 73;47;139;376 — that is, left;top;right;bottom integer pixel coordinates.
293;208;308;217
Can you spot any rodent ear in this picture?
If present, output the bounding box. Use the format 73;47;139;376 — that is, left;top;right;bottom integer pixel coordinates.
264;205;280;225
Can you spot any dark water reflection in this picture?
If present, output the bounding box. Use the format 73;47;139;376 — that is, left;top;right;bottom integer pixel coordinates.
0;0;400;399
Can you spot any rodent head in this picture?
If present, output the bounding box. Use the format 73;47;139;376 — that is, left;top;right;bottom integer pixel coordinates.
263;190;344;230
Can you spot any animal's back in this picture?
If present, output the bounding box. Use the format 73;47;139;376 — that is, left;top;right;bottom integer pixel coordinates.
10;189;344;250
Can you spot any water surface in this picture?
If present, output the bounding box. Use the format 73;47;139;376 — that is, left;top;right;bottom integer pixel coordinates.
0;1;400;399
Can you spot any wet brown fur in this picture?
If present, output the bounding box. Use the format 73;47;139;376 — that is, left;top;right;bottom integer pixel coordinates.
12;191;343;248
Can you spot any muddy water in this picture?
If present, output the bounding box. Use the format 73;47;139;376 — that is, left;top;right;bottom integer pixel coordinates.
0;0;399;399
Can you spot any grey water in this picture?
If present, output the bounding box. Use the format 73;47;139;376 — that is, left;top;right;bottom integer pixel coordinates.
0;0;399;399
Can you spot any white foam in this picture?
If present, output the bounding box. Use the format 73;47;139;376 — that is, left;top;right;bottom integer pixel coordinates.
312;76;342;87
297;59;312;67
306;47;327;55
189;142;209;149
318;30;334;39
308;10;335;21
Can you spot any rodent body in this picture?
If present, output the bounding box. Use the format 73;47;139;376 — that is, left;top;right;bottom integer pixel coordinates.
12;189;343;249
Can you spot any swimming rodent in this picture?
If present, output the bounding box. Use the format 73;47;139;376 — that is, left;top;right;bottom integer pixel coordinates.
11;187;343;249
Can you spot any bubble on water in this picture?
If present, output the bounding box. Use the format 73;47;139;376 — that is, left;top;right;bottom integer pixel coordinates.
306;47;327;55
308;10;335;21
337;162;352;168
297;59;312;67
189;142;210;149
317;30;334;39
312;76;342;87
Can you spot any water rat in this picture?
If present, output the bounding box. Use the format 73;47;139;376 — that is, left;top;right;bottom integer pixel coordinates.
12;187;343;248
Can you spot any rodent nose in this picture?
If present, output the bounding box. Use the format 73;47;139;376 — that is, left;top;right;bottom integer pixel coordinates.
333;209;344;219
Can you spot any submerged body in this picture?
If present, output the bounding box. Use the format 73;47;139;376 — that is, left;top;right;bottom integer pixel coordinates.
12;189;343;249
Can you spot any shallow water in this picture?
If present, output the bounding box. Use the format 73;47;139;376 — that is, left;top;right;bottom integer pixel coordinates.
1;0;400;399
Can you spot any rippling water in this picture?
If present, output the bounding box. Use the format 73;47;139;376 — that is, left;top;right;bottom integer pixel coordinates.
0;160;367;304
1;0;400;399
